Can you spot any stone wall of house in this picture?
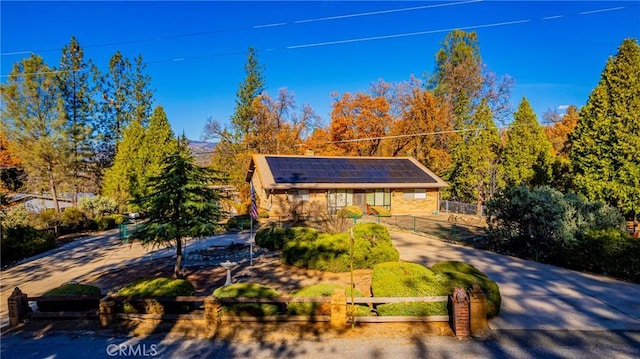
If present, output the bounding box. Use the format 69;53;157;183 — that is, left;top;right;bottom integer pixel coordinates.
390;188;440;215
262;188;440;218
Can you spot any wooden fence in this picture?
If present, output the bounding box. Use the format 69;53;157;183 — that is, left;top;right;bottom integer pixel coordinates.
7;285;489;338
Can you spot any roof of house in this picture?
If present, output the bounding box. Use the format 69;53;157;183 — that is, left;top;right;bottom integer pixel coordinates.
247;154;448;190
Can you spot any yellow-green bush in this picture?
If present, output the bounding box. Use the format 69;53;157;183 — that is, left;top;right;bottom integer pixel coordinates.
368;206;391;217
213;283;282;317
116;277;196;314
337;205;363;219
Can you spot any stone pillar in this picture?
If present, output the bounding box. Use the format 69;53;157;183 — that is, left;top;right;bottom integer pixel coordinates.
330;289;347;329
99;297;115;327
469;283;488;336
7;287;29;327
450;286;470;338
204;296;221;335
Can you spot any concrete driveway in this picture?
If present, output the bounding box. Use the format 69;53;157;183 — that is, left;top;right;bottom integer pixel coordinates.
389;230;640;331
0;227;251;330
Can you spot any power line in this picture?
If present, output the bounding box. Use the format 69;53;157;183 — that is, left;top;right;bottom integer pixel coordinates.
2;3;635;79
0;0;479;57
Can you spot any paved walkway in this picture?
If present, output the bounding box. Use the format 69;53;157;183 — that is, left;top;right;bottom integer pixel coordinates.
389;230;640;331
0;227;251;329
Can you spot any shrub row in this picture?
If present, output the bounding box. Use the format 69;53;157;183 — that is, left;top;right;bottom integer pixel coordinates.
213;283;282;316
281;223;400;272
1;225;56;264
289;283;370;316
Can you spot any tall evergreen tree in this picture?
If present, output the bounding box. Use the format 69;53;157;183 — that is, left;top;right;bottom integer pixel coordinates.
502;97;553;187
447;100;503;212
95;52;154;171
133;136;225;277
1;55;69;212
57;36;97;201
230;46;266;143
570;38;640;218
138;106;178;198
102;119;145;209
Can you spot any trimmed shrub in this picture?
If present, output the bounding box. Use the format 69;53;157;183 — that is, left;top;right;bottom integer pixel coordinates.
1;225;56;263
368;206;391;217
372;262;448;316
288;284;370;317
430;261;502;317
337;205;363;219
37;283;101;312
372;261;501;317
116;277;196;314
281;223;399;272
92;214;125;231
1;205;32;228
255;226;316;251
213;283;282;317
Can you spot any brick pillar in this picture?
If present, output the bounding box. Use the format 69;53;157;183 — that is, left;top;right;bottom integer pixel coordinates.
99;296;115;327
7;287;29;327
204;296;221;335
330;289;347;329
450;286;470;337
469;283;488;336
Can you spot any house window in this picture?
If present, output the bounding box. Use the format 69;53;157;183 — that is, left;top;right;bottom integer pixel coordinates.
327;189;353;215
288;189;310;202
403;189;427;200
366;189;391;210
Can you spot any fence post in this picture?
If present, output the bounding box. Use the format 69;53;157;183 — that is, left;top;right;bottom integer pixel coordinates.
330;289;347;329
7;287;29;327
99;296;115;327
450;286;470;338
204;296;221;335
469;283;488;336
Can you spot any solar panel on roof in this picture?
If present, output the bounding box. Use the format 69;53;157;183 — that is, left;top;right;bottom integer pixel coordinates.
265;156;437;184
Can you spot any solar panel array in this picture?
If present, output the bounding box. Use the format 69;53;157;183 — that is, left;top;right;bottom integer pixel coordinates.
265;156;437;184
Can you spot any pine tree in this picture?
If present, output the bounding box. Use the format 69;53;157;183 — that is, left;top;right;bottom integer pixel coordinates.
57;36;97;201
138;106;178;198
1;55;69;212
230;46;265;143
570;38;640;218
502;97;553;187
447;100;503;212
132;136;225;277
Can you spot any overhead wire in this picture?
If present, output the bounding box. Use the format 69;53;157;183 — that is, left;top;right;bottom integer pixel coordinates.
2;2;636;78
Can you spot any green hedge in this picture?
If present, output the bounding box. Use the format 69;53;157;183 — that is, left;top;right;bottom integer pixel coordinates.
563;228;640;283
37;283;101;312
115;277;196;314
213;283;282;317
281;223;399;272
288;284;370;316
1;225;56;263
371;261;501;317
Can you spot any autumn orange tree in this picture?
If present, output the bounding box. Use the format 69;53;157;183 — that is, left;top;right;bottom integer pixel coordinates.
389;88;457;175
327;92;391;156
544;105;579;157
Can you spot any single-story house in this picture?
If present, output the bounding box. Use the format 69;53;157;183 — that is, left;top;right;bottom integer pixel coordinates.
8;193;94;213
246;154;448;217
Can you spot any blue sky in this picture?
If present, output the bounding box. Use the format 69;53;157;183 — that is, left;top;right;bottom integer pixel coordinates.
2;1;639;141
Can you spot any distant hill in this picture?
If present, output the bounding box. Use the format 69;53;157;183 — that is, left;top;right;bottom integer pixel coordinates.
188;140;217;166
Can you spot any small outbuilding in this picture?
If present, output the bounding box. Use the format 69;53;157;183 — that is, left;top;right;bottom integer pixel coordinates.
246;154;448;217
